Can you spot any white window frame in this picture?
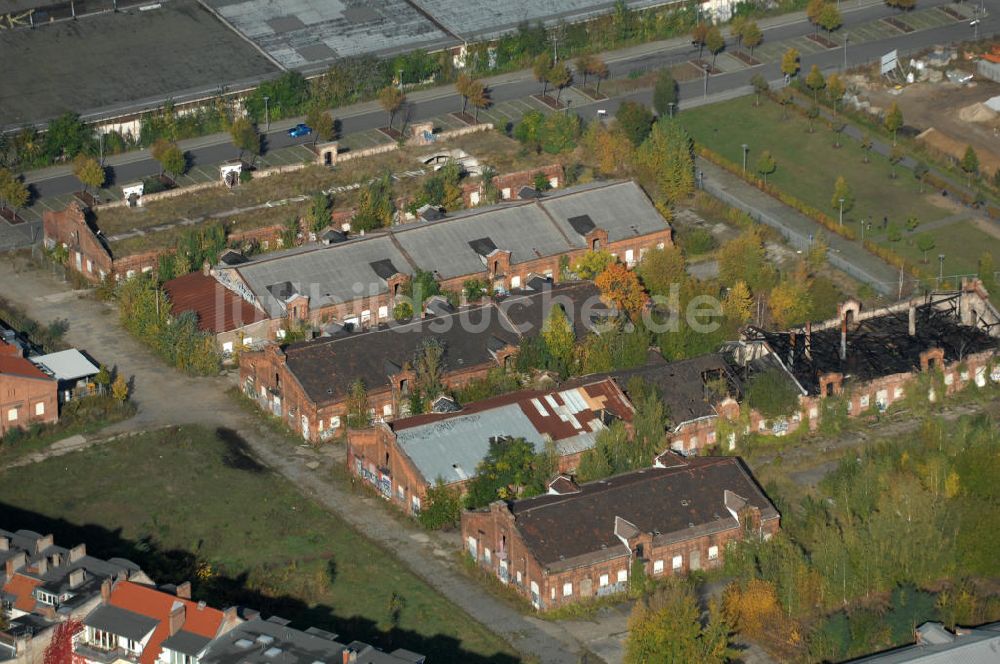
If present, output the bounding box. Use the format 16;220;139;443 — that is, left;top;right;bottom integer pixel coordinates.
7;408;17;422
672;555;683;570
653;559;664;574
599;573;609;587
34;402;45;416
708;546;719;561
617;569;627;584
562;582;573;597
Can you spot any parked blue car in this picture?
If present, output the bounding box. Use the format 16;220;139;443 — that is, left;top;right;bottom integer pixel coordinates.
288;123;312;138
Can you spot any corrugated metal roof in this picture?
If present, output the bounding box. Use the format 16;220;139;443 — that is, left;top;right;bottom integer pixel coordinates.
31;349;99;382
393;378;633;485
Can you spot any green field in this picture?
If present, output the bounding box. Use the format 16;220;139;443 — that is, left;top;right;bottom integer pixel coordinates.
870;220;1000;279
0;427;515;663
679;96;955;228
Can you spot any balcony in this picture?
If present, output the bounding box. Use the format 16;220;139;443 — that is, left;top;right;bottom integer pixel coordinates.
75;643;139;664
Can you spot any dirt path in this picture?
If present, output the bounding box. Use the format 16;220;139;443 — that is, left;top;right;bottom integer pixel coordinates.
0;258;586;664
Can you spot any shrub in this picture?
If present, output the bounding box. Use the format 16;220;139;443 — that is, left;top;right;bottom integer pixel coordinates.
745;367;801;419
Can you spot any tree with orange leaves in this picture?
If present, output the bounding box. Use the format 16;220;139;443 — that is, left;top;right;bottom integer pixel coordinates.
595;263;646;318
44;619;84;664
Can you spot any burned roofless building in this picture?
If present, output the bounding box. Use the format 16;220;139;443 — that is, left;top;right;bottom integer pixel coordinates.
742;287;1000;396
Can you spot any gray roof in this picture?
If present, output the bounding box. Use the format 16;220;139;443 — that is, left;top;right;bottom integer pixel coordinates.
83;605;158;641
396;403;543;485
223;180;668;319
200;618;423;664
231;234;410;318
30;350;99;382
851;622;1000;663
162;631;214;657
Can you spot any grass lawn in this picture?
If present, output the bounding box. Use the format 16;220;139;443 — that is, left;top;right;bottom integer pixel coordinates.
679;95;955;229
869;219;1000;279
0;426;516;663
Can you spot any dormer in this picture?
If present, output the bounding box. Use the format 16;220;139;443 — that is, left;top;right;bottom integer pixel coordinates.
370;259;407;296
567;214;608;252
547;474;580;495
285;293;309;321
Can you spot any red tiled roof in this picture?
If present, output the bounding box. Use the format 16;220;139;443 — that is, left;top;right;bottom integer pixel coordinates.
0;354;52;380
108;581;225;664
2;574;42;613
0;340;20;356
162;272;267;334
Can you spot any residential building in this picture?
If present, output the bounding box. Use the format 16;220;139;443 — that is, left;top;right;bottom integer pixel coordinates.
199;617;424;664
213;180;671;338
461;454;779;611
161;270;270;356
733;283;1000;438
347;377;634;514
239;281;610;442
0;348;57;435
0;529;151;664
851;621;1000;662
74;580;240;664
29;350;100;404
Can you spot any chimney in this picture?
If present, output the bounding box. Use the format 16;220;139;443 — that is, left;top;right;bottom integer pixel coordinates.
805;322;812;360
0;536;8;551
36;534;54;554
908;303;916;337
33;557;48;576
68;543;86;563
202;260;211;277
168;600;186;636
69;568;87;589
100;578;112;603
840;316;847;361
175;581;192;599
342;649;357;664
788;331;796;367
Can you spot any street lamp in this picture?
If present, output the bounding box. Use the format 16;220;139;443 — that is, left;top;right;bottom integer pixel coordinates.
668;101;676;118
843;33;849;70
703;64;709;98
938;254;945;287
742;144;749;173
263;96;270;132
839;197;845;226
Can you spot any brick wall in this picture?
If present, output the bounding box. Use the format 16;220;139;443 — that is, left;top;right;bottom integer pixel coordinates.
0;374;58;435
239;343;503;443
462;500;780;610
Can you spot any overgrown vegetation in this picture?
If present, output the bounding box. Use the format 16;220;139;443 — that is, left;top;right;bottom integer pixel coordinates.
722;415;1000;660
114;276;221;375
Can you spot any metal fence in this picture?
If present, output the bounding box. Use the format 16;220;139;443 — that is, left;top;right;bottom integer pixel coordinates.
700;176;895;295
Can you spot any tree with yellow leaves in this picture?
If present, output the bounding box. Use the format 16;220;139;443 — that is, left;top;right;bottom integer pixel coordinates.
723;280;754;324
583;123;635;176
769;276;813;328
626;578;735;664
112;373;129;404
722;578;784;640
595;263;647;318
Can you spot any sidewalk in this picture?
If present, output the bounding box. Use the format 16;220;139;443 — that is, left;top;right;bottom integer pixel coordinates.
696;156;901;295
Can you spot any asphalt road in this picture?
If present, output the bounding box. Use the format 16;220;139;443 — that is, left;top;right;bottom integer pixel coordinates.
22;0;999;203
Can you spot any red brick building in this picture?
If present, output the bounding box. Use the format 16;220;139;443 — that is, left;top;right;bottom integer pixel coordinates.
347;377;634;514
461;454;779;610
212;180;672;338
162;269;271;356
0;345;58;435
734;283;1000;440
42;202;165;282
239;282;608;442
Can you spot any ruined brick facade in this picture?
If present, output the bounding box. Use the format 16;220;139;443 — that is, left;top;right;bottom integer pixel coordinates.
42;203;164;281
